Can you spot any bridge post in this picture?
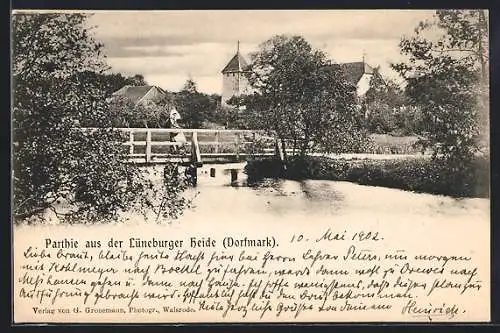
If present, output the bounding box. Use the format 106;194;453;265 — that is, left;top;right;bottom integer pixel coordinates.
146;130;152;163
230;169;238;183
129;131;134;155
191;131;202;167
235;133;240;160
214;131;219;154
275;137;287;171
275;137;285;162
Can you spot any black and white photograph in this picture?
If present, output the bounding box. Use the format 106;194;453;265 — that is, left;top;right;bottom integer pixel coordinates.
12;10;490;323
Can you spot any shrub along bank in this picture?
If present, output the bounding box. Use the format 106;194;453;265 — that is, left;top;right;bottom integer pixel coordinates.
244;155;489;198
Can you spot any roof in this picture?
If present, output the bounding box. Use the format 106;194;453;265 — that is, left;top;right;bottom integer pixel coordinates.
339;62;375;85
221;52;250;73
112;85;167;104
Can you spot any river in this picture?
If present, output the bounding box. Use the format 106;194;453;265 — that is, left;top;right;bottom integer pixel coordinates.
15;163;489;232
121;163;489;233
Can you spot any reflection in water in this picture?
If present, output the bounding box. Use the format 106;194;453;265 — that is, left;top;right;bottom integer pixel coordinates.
185;167;488;222
166;164;488;223
241;177;346;215
299;180;345;214
299;180;344;201
249;178;289;196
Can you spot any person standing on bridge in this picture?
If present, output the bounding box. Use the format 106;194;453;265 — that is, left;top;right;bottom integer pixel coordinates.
168;106;186;152
169;106;181;130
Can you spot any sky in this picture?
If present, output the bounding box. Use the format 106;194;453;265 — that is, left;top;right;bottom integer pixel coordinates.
87;10;437;94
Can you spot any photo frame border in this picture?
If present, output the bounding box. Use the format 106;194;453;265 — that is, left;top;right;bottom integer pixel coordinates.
6;0;500;331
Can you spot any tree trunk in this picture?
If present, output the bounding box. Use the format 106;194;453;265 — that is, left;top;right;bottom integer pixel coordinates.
477;10;487;86
280;138;287;161
300;133;309;159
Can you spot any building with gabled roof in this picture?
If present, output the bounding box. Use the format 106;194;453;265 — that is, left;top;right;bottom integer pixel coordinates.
112;85;168;106
220;43;385;106
339;61;385;98
221;41;252;106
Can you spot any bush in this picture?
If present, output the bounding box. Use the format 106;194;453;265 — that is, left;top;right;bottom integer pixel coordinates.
245;155;489;198
365;134;425;154
135;163;193;223
244;158;286;185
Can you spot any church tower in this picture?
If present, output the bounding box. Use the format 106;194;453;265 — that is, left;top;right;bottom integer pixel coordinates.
221;41;251;106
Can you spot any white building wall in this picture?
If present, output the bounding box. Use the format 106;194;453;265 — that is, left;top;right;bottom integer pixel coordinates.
357;73;373;97
222;72;250;105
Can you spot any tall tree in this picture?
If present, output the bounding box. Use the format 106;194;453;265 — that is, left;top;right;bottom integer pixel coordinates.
108;93;174;128
393;10;489;162
246;35;366;157
126;73;148;86
12;13;186;223
71;71;149;98
103;72;147;95
363;71;422;135
175;79;214;129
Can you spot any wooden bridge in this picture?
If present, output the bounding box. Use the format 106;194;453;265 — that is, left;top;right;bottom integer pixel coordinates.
119;128;284;166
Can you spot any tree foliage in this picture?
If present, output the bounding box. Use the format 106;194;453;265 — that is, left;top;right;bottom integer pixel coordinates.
393;10;488;163
245;35;367;157
126;74;148;86
12;13;188;223
364;69;405;109
74;71;150;98
107;94;173;128
363;72;423;135
175;79;217;129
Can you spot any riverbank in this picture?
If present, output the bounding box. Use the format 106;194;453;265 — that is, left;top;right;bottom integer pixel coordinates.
245;155;490;198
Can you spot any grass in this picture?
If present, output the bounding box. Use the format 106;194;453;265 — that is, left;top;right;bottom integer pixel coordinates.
365;134;426;154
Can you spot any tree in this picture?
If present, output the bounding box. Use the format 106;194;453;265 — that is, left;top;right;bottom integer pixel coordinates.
393;10;488;163
98;72;148;96
12;13;187;223
107;96;146;127
73;72;150;99
363;69;398;134
245;35;367;157
108;94;173;128
364;69;406;110
143;94;175;128
363;71;423;135
175;79;214;129
126;74;148;86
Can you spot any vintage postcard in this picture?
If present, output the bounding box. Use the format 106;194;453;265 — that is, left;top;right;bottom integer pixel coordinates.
11;9;490;323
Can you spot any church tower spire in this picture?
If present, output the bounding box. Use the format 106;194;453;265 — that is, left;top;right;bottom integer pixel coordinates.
221;41;251;106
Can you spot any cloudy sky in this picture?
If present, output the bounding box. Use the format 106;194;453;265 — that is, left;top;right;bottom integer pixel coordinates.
87;10;437;94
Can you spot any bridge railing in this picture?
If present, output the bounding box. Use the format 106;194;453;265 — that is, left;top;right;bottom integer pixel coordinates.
111;128;279;164
78;127;309;164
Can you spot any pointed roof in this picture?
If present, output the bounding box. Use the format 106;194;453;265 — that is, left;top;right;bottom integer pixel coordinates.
112;85;167;104
339;62;374;85
221;52;249;73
